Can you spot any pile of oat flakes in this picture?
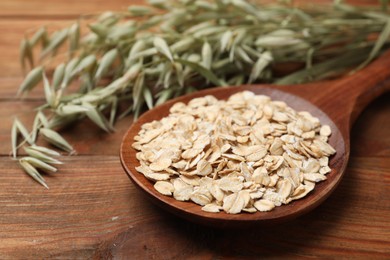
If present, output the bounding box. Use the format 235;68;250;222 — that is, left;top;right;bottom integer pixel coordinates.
132;91;336;214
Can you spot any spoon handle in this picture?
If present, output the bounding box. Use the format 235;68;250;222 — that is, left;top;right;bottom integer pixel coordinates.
334;50;390;126
279;50;390;135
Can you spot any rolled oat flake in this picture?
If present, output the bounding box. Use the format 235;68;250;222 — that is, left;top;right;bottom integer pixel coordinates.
133;91;336;214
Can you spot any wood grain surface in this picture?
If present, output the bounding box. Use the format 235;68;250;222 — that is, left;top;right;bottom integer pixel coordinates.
0;0;389;259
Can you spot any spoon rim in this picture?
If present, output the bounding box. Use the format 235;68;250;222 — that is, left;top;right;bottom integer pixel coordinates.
120;85;348;226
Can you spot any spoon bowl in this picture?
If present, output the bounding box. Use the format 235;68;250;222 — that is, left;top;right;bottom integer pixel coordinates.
120;51;390;228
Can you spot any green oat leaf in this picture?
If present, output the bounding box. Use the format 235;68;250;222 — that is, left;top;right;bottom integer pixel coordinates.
24;146;63;164
249;51;273;83
52;63;66;90
42;73;55;107
176;58;226;86
57;104;90;115
88;23;109;37
61;57;79;89
20;157;57;172
29;144;61;157
201;41;212;69
153;36;173;62
143;86;154;110
83;103;114;132
19;159;49;189
95;48;119;81
358;18;390;70
276;47;370;85
127;39;146;63
13;118;33;145
39;128;74;153
32;111;49;142
17;66;44;95
132;72;145;110
71;54;97;77
155;88;174;106
128;5;153;16
20;38;34;73
68;22;80;56
30;27;47;47
40;28;69;59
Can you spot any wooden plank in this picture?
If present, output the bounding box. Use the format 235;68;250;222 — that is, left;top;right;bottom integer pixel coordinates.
0;19;101;78
0;0;381;17
0;94;388;258
0;0;143;17
0;155;388;259
0;155;160;258
0;78;26;98
0;0;389;258
0;19;71;78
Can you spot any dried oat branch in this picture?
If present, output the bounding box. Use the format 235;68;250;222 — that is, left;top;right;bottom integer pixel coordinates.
14;0;390;187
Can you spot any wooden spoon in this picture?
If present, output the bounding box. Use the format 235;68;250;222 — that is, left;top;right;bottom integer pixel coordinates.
120;51;390;228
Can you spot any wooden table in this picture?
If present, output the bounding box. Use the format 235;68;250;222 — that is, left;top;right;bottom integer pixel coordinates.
0;0;389;258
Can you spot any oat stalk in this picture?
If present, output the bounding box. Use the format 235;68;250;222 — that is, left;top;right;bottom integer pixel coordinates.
14;0;390;188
